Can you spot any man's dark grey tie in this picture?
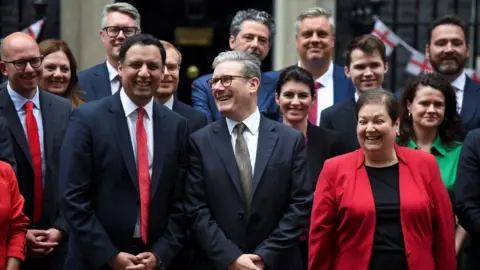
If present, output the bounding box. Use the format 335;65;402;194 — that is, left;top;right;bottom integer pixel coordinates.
234;122;253;216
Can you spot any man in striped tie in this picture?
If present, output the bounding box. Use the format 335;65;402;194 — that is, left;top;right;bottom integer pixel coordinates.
0;32;72;269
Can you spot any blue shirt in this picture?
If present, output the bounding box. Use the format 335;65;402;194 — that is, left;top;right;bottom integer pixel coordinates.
7;83;45;186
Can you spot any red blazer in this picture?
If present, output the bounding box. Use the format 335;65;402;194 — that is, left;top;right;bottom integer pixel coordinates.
309;145;455;270
0;161;28;270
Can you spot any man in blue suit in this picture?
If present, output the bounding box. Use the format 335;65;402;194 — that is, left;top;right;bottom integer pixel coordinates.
320;35;388;152
192;9;279;122
426;14;480;134
185;51;312;270
61;34;189;270
295;7;355;126
78;2;141;102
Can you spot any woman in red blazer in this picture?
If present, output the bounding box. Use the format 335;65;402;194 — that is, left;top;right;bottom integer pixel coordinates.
0;161;29;270
309;89;455;270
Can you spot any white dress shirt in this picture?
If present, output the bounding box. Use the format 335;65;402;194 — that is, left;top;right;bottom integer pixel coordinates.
451;71;466;113
298;61;335;124
225;108;260;174
7;83;45;186
106;60;121;95
163;95;174;110
120;89;154;238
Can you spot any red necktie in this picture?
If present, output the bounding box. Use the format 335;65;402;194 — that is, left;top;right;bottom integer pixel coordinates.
308;82;323;125
136;107;150;244
25;101;42;223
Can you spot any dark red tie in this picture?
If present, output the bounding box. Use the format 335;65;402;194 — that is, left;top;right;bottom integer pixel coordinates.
136;107;150;244
308;82;323;125
25;101;42;222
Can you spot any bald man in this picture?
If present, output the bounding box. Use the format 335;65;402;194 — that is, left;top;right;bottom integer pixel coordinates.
0;32;72;270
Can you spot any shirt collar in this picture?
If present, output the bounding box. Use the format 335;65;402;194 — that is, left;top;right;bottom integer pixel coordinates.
226;108;261;136
297;60;334;85
407;135;446;156
163;95;174;110
451;71;466;92
120;89;154;120
7;82;41;111
105;60;119;82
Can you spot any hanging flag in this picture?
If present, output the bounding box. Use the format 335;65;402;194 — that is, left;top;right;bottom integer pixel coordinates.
22;18;45;40
465;68;480;82
405;52;433;75
371;20;401;56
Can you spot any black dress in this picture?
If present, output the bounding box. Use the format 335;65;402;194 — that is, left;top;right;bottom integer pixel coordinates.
366;163;409;270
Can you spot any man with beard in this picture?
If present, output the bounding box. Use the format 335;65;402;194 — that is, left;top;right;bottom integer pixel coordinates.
78;2;141;102
320;35;388;152
295;7;355;126
192;9;279;122
426;14;480;133
155;40;207;133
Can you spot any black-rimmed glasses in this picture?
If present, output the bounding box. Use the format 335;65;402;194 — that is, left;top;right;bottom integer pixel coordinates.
207;75;251;88
102;26;139;38
3;56;42;70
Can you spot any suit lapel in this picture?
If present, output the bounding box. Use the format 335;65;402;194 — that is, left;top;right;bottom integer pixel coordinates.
0;88;33;168
257;73;272;110
332;65;355;103
150;104;167;199
460;77;478;126
252;117;278;196
92;63;112;100
212;120;244;198
39;91;55;171
109;94;138;190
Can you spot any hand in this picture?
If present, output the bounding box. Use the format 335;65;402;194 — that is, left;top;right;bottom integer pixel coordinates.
228;254;260;270
45;228;65;243
247;254;264;270
125;252;159;270
6;257;21;270
26;230;58;258
108;252;140;270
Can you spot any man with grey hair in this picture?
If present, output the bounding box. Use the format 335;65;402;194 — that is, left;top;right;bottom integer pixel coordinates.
295;6;354;126
78;2;141;102
185;50;312;270
192;9;280;122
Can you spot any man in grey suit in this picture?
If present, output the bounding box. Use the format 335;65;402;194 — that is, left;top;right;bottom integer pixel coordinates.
185;51;312;270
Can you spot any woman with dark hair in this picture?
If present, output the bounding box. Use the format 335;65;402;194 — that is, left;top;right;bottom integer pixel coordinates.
398;72;466;255
309;89;455;270
38;39;84;108
275;65;345;269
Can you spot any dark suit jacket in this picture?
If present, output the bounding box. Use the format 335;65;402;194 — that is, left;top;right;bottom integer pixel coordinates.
460;76;480;133
60;93;189;270
310;145;456;270
0;87;71;269
319;99;359;152
191;71;279;122
306;123;346;186
0;116;16;172
331;64;356;105
185;116;313;270
78;62;111;102
455;128;480;269
172;98;207;133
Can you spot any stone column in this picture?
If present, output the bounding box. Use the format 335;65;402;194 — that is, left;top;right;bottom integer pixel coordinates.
60;0;113;70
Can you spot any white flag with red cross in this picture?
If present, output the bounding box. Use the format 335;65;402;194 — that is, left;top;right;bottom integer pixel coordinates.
465;68;480;82
405;52;433;75
371;20;401;56
22;19;44;40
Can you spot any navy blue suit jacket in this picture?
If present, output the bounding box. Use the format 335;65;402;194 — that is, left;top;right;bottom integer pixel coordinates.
191;71;279;122
461;77;480;133
330;64;356;104
172;98;207;133
185;116;313;270
0;116;16;172
0;87;71;269
78;62;111;102
60;93;189;270
320;99;359;153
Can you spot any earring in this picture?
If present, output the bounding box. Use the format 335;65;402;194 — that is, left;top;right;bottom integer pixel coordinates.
408;112;412;119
